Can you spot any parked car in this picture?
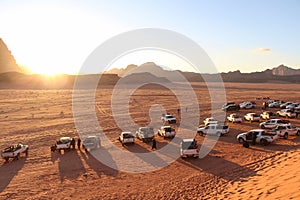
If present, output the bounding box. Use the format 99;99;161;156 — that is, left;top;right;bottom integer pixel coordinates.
203;117;218;126
222;104;240;111
180;138;199;158
161;114;176;124
276;109;296;118
268;101;281;108
244;113;260;122
55;137;74;152
280;102;293;109
237;129;278;146
260;111;275;120
286;103;299;110
136;127;154;142
227;113;242;123
157;126;176;138
1;144;29;161
197;123;229;137
83;136;101;151
270;124;300;139
259;119;290;129
240;101;256;109
119;132;135;144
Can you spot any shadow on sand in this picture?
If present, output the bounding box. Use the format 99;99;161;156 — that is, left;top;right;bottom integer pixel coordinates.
0;157;26;192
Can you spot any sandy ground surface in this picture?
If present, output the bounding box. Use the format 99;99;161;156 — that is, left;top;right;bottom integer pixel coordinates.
0;82;300;199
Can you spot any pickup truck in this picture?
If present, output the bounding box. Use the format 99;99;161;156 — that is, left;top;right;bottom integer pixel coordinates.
203;117;218;126
180;139;199;158
259;119;290;129
244;113;260;122
157;126;176;138
54;137;74;152
260;111;275;120
161;114;176;124
119;132;135;144
227;113;242;123
270;124;300;139
237;129;278;146
197;124;229;137
1;144;29;161
136;127;154;142
83;136;101;151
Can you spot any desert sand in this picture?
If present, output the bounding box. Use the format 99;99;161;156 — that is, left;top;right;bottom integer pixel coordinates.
0;82;300;199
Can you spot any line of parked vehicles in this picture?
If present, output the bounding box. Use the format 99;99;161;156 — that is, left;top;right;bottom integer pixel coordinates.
2;99;299;162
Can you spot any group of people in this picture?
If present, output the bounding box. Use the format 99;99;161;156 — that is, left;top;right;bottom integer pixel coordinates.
70;138;81;149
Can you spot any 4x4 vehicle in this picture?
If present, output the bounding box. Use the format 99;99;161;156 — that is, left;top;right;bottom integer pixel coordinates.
83;136;101;151
237;129;278;146
244;113;260;122
240;101;256;109
270;124;300;139
161;114;176;124
260;111;275;120
203;117;218;126
54;137;74;152
276;109;296;118
136;127;154;142
180;139;199;158
1;144;29;161
222;104;240;111
119;132;135;144
197;123;229;137
259;119;290;129
227;113;242;123
157;126;176;138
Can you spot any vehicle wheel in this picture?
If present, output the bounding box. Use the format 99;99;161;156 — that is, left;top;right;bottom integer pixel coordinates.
4;157;9;162
142;138;145;143
284;133;288;140
243;142;250;148
238;138;245;144
198;131;204;136
216;132;221;137
16;153;20;160
25;149;29;156
297;131;300;136
261;139;268;146
261;125;265;129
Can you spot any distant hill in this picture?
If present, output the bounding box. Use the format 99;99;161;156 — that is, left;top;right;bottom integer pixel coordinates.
270;64;300;76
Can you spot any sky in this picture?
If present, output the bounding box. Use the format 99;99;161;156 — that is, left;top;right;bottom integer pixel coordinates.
0;0;299;74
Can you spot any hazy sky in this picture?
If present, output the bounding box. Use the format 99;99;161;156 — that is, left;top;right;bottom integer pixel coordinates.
0;0;299;74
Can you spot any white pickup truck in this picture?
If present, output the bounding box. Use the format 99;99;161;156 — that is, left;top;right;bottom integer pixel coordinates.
1;144;29;161
157;126;176;138
237;129;278;146
270;124;300;139
53;137;74;152
180;139;199;158
259;119;290;129
197;124;229;137
136;127;154;142
161;114;177;124
119;132;135;144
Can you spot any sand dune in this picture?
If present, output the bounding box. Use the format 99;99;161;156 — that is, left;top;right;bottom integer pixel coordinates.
0;82;300;199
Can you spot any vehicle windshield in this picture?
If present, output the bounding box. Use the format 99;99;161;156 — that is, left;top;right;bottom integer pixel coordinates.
182;140;197;150
164;127;172;132
166;115;174;119
123;133;133;138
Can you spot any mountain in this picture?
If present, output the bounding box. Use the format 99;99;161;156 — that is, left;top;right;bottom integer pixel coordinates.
0;38;20;73
270;65;300;76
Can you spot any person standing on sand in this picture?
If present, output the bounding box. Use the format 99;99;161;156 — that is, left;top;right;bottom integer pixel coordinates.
70;138;75;149
77;138;81;149
152;138;157;150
